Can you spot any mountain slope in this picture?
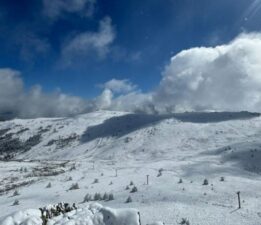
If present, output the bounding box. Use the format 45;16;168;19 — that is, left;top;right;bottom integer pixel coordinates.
1;111;261;224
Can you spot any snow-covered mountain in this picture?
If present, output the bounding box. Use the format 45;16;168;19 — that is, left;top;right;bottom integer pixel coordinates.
1;111;261;225
1;110;260;163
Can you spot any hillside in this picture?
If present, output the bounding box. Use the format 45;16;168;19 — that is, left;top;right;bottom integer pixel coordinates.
1;111;261;224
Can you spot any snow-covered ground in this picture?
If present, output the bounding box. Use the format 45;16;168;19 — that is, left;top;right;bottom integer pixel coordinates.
0;111;261;224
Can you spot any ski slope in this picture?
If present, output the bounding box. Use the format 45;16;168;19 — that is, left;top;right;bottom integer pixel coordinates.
0;111;261;224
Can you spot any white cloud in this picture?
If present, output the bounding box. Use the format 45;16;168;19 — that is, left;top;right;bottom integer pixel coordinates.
3;32;261;119
61;17;115;65
43;0;96;19
0;69;89;119
0;69;23;115
94;89;113;110
100;79;137;94
153;33;261;112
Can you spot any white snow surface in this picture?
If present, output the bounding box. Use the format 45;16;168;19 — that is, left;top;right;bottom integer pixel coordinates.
1;203;141;225
1;110;261;225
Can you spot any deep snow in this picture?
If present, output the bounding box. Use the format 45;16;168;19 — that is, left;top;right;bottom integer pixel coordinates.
0;111;261;224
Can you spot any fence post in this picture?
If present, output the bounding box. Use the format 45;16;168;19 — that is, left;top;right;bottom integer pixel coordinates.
237;191;241;209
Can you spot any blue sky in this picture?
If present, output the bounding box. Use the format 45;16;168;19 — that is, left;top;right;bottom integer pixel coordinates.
0;0;260;97
1;0;261;118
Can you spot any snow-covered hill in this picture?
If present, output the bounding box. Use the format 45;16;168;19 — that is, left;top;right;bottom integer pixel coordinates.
1;111;261;224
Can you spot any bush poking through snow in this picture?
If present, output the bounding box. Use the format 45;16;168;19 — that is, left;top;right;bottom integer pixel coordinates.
130;181;134;185
38;203;77;224
157;168;163;177
93;178;99;184
109;181;113;185
13;190;19;196
203;179;209;185
94;193;102;201
69;183;80;190
12;199;19;206
130;186;138;193
220;176;225;182
46;182;52;188
178;178;183;184
70;164;76;171
179;218;190;225
126;185;130;190
67;176;73;181
108;193;114;201
83;193;92;202
125;196;133;203
103;192;109;201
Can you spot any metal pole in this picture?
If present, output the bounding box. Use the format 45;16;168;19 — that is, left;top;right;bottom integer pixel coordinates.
237;191;241;209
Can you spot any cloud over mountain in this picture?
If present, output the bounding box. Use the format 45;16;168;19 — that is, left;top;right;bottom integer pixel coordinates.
0;69;89;119
153;32;261;112
2;33;261;119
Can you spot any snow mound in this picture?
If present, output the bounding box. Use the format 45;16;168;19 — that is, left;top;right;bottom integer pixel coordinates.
1;203;141;225
1;209;41;225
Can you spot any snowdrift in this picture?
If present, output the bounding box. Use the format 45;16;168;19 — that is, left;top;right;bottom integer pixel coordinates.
1;203;142;225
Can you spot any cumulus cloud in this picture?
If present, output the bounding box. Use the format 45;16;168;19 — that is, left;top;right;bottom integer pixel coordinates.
93;81;152;113
0;69;89;119
43;0;96;19
2;32;261;119
99;79;137;94
61;17;115;65
0;69;24;116
153;33;261;112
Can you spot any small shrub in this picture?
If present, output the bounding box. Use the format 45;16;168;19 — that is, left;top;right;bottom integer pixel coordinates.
220;177;225;182
126;185;130;190
109;181;113;185
178;178;183;184
83;193;92;202
103;192;109;201
179;218;190;225
130;181;134;186
70;164;76;171
125;196;132;203
12;199;19;206
130;186;138;193
108;193;114;201
67;176;73;181
93;178;99;184
13;190;19;196
157;168;163;177
94;193;102;201
69;183;80;190
46;182;52;188
203;179;209;185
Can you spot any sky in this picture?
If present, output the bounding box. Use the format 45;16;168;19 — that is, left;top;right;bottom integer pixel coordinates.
1;0;261;118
